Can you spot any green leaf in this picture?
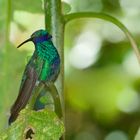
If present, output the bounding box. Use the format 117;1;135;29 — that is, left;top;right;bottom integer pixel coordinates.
0;109;64;140
64;12;140;63
62;2;71;14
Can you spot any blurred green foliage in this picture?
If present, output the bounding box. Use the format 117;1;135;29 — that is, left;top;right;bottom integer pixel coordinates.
64;0;140;140
0;0;140;140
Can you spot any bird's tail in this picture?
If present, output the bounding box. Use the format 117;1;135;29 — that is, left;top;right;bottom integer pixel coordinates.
9;67;37;125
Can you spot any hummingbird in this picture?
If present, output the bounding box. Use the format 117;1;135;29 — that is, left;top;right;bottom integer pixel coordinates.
9;29;61;124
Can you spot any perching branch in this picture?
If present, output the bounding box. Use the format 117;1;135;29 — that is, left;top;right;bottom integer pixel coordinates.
44;0;65;116
44;0;65;139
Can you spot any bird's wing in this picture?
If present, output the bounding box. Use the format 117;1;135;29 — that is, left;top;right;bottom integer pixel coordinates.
9;66;38;124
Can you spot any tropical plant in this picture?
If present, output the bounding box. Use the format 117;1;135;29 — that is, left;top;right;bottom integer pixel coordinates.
0;0;140;140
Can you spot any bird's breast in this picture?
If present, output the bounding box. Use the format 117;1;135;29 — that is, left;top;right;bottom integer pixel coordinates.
38;56;60;82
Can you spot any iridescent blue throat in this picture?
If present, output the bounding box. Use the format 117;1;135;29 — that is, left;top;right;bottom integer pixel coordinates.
33;34;52;44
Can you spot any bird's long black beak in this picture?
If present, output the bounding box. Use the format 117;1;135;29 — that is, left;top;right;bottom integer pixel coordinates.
17;38;33;48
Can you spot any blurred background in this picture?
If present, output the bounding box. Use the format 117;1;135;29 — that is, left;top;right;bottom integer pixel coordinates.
1;0;140;140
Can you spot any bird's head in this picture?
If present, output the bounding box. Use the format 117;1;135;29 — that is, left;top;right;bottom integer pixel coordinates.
17;29;52;48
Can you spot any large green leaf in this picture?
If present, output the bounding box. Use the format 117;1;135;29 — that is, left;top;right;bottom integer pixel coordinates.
0;109;64;140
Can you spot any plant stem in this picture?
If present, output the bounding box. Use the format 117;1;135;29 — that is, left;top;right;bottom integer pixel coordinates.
44;0;65;139
28;83;44;109
45;83;63;119
64;12;140;63
44;0;65;120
